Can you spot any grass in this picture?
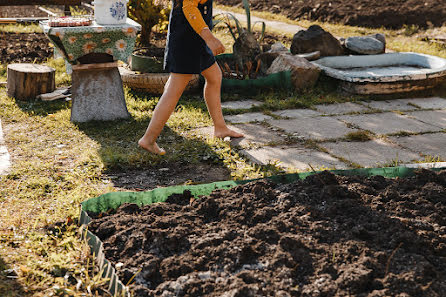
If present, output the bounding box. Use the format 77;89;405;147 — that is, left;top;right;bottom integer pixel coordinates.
0;9;446;296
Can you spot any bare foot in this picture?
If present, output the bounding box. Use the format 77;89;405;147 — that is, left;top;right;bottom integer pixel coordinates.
138;138;166;155
214;127;244;139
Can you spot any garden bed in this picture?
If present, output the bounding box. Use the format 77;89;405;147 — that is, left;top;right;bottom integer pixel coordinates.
216;0;446;29
86;168;446;296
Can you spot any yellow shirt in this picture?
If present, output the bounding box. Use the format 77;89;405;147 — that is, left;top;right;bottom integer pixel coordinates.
182;0;209;34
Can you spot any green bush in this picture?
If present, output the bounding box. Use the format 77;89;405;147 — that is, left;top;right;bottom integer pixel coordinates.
128;0;170;47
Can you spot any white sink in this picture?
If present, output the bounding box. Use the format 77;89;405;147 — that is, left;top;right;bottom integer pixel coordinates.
312;53;446;94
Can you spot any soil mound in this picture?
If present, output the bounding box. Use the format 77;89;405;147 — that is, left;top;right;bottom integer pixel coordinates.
89;169;446;296
215;0;446;29
0;32;53;64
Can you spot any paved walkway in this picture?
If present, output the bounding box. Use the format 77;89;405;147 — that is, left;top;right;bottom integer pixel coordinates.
213;8;306;36
193;97;446;171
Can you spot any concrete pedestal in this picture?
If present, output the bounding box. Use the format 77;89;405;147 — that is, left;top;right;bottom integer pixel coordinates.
71;62;130;122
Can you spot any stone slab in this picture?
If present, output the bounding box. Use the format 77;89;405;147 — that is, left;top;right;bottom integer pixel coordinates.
405;110;446;129
407;97;446;109
272;109;322;118
315;102;371;115
191;124;286;148
241;145;347;170
0;119;11;175
337;112;441;135
320;139;422;168
221;100;263;110
224;112;273;124
404;162;446;169
267;117;358;140
389;133;446;159
364;99;419;111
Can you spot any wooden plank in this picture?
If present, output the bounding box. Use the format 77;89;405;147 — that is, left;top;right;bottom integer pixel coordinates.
0;0;82;6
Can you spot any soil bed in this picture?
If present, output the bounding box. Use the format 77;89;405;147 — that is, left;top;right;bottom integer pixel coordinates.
215;0;446;29
0;32;53;64
89;169;446;296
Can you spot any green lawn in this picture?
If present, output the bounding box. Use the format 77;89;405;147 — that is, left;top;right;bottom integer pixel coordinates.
0;12;445;296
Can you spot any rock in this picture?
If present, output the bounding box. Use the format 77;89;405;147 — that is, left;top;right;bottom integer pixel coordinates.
268;42;289;53
345;36;385;55
256;52;288;75
290;25;344;57
296;51;321;61
267;53;321;91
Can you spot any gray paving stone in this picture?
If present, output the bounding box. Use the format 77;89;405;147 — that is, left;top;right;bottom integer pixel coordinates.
0;120;11;175
191;124;286;148
405;110;446;129
364;99;419;111
272;109;322;118
320;139;422;167
404;162;446;169
337;112;441;135
314;102;371;115
221;100;263;110
407;97;446;109
267;117;358;140
389;133;446;159
241;145;347;170
225;112;273;124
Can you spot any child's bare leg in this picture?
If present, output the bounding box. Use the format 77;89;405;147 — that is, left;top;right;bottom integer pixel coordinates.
138;73;193;154
201;63;244;139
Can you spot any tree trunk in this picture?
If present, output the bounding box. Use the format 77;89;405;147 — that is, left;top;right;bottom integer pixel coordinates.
7;63;55;100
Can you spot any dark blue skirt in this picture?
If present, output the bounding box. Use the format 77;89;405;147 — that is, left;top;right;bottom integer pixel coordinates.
163;0;216;74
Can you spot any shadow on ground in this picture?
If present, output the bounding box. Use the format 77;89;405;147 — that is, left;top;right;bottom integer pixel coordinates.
0;257;29;297
76;116;232;191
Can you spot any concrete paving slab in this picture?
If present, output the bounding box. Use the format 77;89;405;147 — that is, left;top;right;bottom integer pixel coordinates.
0;120;11;175
225;112;273;124
407;97;446;109
241;145;347;170
405;110;446;129
364;99;419;111
191;124;286;148
389;133;446;159
337;112;441;135
404;162;446;169
267;117;358;140
314;102;371;115
272;109;322;118
320;139;422;168
221;100;263;110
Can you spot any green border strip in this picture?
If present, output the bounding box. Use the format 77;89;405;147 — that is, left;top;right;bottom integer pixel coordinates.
79;165;445;296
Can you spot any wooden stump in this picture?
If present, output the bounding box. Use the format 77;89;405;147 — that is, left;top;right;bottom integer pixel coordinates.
7;64;55;100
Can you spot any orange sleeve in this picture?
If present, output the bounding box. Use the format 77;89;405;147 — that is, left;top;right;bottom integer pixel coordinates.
182;0;209;34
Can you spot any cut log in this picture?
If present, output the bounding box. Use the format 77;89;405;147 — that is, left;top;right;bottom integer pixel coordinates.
7;63;55;100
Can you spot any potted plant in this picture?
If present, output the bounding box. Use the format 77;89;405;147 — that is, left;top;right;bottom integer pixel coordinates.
211;0;292;93
127;0;170;72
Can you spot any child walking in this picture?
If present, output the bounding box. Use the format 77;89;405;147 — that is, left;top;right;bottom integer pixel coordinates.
138;0;243;155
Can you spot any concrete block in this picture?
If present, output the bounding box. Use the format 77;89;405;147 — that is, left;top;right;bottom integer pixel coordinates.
337;112;441;135
268;117;357;140
241;145;347;170
320;139;422;167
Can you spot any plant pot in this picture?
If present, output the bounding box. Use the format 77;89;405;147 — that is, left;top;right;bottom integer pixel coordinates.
130;48;165;73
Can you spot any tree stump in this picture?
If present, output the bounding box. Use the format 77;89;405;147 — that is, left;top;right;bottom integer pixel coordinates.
7;64;55;100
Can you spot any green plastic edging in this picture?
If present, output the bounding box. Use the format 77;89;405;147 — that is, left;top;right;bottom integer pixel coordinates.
79;165;444;296
198;53;293;94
